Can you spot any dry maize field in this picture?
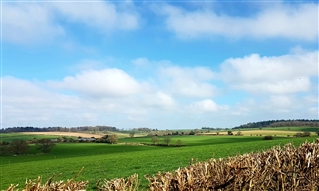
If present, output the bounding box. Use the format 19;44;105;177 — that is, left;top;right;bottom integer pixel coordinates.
4;140;319;191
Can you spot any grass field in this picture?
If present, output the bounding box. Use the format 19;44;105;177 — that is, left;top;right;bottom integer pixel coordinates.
1;131;318;190
0;133;60;142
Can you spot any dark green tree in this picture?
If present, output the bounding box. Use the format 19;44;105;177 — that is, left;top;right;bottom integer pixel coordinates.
36;138;56;153
10;140;29;155
0;141;11;156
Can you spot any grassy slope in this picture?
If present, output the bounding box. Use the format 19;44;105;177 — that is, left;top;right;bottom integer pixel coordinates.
1;135;318;190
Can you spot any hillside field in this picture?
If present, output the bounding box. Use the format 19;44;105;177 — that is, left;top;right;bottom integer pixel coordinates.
0;128;318;190
202;126;319;136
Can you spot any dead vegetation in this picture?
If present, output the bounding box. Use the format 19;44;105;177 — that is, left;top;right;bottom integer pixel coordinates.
96;174;139;191
5;168;88;191
145;141;319;191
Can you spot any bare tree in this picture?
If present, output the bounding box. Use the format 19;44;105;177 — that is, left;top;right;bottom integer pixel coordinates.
163;137;171;146
176;139;183;146
151;136;159;145
107;134;118;144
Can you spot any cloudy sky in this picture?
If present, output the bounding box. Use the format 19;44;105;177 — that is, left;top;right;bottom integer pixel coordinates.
1;0;318;129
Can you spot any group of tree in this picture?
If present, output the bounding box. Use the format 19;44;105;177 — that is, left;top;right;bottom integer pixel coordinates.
131;127;157;132
147;130;197;137
202;127;228;130
233;119;319;129
0;139;56;156
293;132;312;137
0;126;118;133
151;136;183;147
96;134;118;144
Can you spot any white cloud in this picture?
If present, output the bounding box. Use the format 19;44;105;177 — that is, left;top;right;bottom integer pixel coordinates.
51;1;139;32
220;51;318;94
159;66;218;98
230;92;318;118
132;57;150;66
2;1;139;45
54;68;141;98
308;107;319;116
155;91;175;107
269;95;293;109
157;3;318;41
189;99;227;113
2;54;318;128
1;76;81;127
289;46;309;54
2;3;64;44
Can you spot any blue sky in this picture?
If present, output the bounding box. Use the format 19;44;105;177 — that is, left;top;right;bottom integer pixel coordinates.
1;0;318;129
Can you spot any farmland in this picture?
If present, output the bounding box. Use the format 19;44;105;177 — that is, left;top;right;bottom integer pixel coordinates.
0;128;318;190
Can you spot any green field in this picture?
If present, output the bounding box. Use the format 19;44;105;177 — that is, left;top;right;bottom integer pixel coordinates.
0;132;318;190
0;133;60;142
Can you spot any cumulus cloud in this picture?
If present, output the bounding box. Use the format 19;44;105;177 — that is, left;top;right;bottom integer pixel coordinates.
220;51;318;94
155;91;175;108
2;1;139;44
2;3;64;44
53;68;141;98
51;1;139;32
2;54;317;128
156;3;318;41
268;95;294;110
143;91;175;109
159;66;218;98
189;99;227;113
1;76;81;127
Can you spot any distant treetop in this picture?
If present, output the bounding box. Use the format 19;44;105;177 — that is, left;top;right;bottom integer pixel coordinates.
0;125;118;133
233;119;319;129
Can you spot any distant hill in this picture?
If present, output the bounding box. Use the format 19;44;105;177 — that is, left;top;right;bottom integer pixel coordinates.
233;119;319;129
0;125;118;133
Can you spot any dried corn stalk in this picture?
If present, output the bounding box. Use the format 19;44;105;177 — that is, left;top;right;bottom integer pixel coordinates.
97;173;139;191
146;141;319;191
5;168;88;191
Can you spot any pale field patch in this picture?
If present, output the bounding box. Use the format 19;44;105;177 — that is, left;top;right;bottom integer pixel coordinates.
21;132;104;138
203;130;314;136
236;130;317;136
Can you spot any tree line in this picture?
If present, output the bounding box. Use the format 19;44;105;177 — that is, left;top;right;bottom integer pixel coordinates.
0;138;56;156
0;125;118;133
233;119;319;129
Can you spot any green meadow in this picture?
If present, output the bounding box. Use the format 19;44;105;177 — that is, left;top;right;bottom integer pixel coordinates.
0;133;59;142
0;131;318;190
